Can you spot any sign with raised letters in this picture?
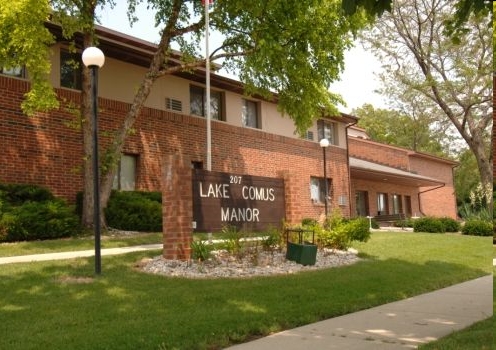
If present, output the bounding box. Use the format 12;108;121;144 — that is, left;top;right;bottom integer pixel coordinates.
192;169;285;232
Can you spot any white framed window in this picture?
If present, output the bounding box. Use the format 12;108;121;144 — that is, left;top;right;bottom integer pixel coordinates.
377;192;388;215
242;99;260;128
1;66;25;78
310;177;331;204
190;85;223;120
113;154;137;191
60;50;82;90
317;120;338;145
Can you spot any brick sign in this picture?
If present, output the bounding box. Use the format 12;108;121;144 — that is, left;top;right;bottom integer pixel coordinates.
192;169;285;232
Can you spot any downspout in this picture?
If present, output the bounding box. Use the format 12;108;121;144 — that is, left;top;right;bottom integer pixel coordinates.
345;121;358;218
417;183;445;217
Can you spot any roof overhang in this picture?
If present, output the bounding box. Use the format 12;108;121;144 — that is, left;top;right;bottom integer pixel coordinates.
350;157;444;187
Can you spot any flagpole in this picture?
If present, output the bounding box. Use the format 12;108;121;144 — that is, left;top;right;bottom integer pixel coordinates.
205;0;212;171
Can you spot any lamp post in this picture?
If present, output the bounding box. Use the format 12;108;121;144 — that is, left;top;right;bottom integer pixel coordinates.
319;138;329;217
82;47;105;275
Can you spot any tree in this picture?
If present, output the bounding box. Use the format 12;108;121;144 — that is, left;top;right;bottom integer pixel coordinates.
1;0;370;229
352;104;446;156
360;0;492;193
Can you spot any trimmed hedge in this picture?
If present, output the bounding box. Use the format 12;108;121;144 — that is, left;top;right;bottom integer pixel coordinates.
104;190;162;232
461;219;492;236
0;184;80;242
413;216;461;233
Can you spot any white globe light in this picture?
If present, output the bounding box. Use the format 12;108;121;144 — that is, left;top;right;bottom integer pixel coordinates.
82;47;105;68
319;138;329;148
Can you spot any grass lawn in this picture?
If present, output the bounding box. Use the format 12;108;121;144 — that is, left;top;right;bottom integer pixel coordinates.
0;232;492;350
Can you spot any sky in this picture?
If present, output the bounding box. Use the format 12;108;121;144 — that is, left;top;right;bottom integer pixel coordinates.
97;3;386;113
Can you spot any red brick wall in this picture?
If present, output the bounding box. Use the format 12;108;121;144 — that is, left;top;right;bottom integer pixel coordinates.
348;137;457;219
348;138;409;170
409;156;457;219
0;75;350;223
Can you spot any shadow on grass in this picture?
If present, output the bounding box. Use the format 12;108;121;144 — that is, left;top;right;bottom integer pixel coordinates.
0;251;490;350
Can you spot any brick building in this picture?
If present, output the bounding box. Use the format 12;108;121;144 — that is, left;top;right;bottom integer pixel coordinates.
0;24;458;230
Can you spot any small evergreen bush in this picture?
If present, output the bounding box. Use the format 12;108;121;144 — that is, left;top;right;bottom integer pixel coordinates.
413;217;445;233
0;183;54;205
438;217;461;232
1;200;79;242
461;219;492;236
0;183;80;242
105;190;162;232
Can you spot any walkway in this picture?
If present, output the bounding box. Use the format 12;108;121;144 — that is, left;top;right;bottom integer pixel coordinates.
225;275;493;349
0;244;162;265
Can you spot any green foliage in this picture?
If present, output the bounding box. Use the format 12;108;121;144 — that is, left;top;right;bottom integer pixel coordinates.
315;214;371;250
261;227;283;252
190;240;212;262
413;217;446;233
1;200;80;241
0;183;80;242
353;104;447;156
220;225;243;256
461;220;492;237
104;191;162;232
438;217;461;233
0;183;54;204
0;0;58;114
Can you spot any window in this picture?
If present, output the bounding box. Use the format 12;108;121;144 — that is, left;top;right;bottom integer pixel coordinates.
60;50;82;90
377;192;388;215
1;66;25;78
310;177;332;204
317;120;338;145
242;99;260;128
392;194;403;214
355;190;369;216
112;154;137;191
190;85;223;120
405;195;412;216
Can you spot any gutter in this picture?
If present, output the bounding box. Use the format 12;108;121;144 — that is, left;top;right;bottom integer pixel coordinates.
345;120;358;218
417;183;445;217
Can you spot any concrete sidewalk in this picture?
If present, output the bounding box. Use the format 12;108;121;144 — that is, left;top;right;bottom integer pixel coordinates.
0;244;162;264
225;275;493;349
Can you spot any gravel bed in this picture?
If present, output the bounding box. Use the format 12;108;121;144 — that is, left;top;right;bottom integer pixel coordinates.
140;248;360;279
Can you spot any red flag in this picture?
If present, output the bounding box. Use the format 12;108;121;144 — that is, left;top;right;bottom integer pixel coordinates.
201;0;213;5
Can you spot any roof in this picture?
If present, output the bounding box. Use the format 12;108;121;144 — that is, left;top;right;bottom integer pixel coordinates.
349;157;444;187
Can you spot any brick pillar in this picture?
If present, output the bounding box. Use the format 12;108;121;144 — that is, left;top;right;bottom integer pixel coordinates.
162;154;192;260
278;170;299;225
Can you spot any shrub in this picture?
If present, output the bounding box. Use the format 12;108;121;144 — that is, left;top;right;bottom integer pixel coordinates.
0;183;54;205
1;200;80;242
190;240;212;261
413;217;445;233
461;219;492;236
345;217;371;242
438;217;461;232
315;216;371;250
105;190;162;232
261;227;283;252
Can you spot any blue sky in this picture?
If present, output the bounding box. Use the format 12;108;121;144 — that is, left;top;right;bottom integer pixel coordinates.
97;2;385;113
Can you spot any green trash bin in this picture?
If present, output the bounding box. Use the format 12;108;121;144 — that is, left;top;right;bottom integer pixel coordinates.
285;229;317;266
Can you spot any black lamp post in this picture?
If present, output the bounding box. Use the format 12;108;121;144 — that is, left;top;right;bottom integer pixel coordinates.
319;138;329;217
82;47;105;275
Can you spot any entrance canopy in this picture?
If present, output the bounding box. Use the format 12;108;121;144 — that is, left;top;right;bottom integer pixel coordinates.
349;157;444;187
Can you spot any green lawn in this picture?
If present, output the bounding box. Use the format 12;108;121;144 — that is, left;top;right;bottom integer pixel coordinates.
0;232;492;350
